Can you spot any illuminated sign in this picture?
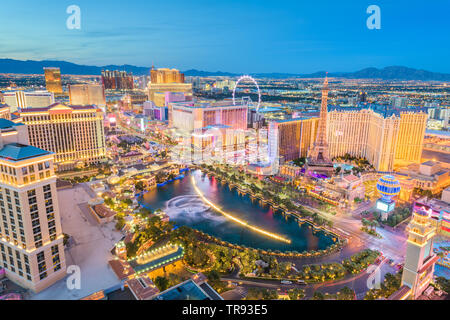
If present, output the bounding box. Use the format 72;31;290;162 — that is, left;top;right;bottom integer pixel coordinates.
376;201;388;212
377;200;395;213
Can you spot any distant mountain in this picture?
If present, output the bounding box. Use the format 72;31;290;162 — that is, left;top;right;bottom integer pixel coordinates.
183;69;238;77
333;66;450;81
0;58;449;81
252;67;450;81
0;59;150;75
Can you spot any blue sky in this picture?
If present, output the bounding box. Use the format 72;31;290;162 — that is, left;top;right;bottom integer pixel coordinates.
0;0;449;73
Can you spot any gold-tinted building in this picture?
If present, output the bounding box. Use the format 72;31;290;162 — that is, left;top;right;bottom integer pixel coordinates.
269;108;427;172
326;108;427;171
268;117;318;164
395;112;428;163
0;118;66;293
43;68;63;94
148;67;192;103
150;67;185;84
68;84;106;107
327;109;400;172
19;104;106;170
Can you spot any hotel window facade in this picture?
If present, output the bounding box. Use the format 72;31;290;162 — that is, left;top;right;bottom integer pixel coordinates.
0;133;66;292
19;104;106;171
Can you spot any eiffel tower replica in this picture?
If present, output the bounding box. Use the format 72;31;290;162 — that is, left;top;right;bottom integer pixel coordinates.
305;74;334;177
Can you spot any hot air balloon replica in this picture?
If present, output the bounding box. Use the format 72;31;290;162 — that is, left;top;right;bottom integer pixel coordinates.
376;175;401;219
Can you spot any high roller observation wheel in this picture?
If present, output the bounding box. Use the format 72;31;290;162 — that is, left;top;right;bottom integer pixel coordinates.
232;75;262;112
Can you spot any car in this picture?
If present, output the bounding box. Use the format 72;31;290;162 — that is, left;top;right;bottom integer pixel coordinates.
296;280;306;285
281;280;292;285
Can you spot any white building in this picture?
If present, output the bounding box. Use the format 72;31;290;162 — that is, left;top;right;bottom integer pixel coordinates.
3;91;55;111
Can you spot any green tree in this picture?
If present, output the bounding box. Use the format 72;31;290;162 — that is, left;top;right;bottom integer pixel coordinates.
312;291;325;300
288;288;305;300
154;276;169;291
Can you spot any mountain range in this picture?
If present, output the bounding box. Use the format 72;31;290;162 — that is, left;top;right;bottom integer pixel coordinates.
0;58;449;81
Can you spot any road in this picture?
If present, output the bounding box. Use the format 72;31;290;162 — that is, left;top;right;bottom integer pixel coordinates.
298;201;407;264
222;258;397;299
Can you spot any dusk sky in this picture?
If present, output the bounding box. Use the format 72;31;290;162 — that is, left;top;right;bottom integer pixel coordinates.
0;0;449;73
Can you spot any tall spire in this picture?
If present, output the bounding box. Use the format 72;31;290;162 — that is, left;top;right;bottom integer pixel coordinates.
323;72;328;89
305;73;334;177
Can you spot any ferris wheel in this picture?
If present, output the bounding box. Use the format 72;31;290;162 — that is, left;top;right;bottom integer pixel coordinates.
232;75;262;112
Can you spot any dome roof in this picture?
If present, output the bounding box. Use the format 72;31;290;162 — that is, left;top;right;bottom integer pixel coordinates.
376;175;401;199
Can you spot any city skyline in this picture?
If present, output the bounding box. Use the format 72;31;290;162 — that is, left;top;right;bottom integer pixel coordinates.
0;0;449;74
0;1;448;304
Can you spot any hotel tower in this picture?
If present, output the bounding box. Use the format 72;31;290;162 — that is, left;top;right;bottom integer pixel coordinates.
44;68;63;94
19;103;106;170
169;101;248;164
0;118;66;292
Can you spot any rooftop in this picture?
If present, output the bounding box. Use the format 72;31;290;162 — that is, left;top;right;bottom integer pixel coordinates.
92;204;116;219
271;117;313;123
171;101;246;109
422;160;438;167
126;276;160;300
0;118;23;130
19;103;99;113
328;104;427;118
0;143;51;161
108;259;135;281
153;279;219;300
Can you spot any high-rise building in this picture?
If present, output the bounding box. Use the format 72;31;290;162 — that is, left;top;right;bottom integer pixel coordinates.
152;91;192;108
306;76;334;176
169;101;248;164
43;68;63;94
327;108;400;172
19;104;106;170
268;105;427;173
170;101;247;132
327;108;427;171
0;118;66;293
395;112;428;163
268;117;318;165
3;90;55;112
148;66;192;103
101;70;134;90
401;202;439;299
150;67;185;84
68;84;106;107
